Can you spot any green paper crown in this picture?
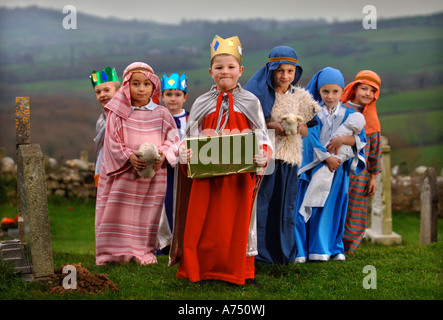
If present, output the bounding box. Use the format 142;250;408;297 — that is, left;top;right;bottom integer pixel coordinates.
90;66;119;88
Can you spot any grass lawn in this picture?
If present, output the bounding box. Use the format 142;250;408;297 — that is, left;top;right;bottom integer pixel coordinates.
0;196;442;305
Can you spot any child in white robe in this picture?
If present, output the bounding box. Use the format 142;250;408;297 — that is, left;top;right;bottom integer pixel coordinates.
299;111;365;222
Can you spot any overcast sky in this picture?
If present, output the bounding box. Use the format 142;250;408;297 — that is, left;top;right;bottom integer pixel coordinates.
1;0;442;24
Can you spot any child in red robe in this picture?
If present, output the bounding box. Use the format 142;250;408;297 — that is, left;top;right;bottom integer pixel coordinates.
169;35;272;285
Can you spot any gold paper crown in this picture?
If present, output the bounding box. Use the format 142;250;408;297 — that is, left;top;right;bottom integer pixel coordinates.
210;35;242;63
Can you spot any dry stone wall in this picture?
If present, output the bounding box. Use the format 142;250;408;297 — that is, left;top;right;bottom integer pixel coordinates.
1;155;96;201
391;165;443;217
1;154;442;216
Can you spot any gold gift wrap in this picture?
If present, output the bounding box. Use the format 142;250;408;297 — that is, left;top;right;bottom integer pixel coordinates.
186;132;262;179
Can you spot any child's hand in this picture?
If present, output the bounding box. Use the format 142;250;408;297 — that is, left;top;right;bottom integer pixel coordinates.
130;153;146;171
326;137;343;155
366;174;377;196
179;145;193;164
254;149;268;167
267;120;286;136
153;150;165;171
297;123;308;138
325;156;341;172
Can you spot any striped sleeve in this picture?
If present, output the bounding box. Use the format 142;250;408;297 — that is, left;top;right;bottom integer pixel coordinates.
366;132;382;174
102;112;133;177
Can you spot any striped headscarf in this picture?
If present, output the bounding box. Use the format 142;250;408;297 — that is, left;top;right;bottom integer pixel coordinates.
105;62;161;119
340;70;381;134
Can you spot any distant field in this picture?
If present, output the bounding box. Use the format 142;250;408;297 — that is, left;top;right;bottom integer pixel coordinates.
348;25;443;43
380;109;442;145
377;87;443;113
2;9;441;172
378;87;443;172
20;79;92;97
390;144;443;173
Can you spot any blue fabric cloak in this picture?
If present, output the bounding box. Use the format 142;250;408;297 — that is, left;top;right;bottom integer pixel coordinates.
244;46;312;264
294;107;366;262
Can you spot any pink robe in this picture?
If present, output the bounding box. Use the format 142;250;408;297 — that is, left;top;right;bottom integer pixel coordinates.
95;104;179;265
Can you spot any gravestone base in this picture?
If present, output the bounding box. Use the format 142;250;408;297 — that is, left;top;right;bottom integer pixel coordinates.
365;137;402;247
0;240;33;274
365;229;402;246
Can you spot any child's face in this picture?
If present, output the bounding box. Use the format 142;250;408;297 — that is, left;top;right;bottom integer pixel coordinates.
319;84;344;109
353;83;376;106
272;64;296;92
209;54;243;93
129;72;154;107
162;89;188;115
94;82;118;107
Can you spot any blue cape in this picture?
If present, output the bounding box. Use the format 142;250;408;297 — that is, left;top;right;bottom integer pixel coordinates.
243;46;303;120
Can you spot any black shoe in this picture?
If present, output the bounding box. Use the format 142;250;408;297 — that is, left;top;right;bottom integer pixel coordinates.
160;245;170;255
245;278;260;288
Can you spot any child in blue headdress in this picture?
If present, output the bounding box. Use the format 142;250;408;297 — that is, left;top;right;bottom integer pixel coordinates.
294;67;367;262
157;73;189;254
161;73;189;139
244;46;320;264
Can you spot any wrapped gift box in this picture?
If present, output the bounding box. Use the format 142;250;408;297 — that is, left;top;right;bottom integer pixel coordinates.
186;132;262;179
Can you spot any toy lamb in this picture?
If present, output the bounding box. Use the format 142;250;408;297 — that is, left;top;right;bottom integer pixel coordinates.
134;142;161;179
281;114;304;135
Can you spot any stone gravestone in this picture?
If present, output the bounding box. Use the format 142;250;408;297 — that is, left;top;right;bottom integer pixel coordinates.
365;136;402;245
80;150;88;164
0;240;32;274
420;167;438;244
15;97;54;279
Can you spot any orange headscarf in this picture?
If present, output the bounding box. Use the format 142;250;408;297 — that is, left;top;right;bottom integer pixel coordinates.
340;70;381;134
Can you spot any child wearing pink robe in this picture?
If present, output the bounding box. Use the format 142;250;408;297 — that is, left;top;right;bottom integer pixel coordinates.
95;62;179;265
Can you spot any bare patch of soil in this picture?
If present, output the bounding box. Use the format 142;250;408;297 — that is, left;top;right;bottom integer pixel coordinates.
49;263;118;294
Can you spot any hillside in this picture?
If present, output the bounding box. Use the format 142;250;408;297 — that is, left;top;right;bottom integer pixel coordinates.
0;7;442;171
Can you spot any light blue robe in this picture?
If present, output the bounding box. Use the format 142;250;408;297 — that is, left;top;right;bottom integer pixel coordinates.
295;104;366;262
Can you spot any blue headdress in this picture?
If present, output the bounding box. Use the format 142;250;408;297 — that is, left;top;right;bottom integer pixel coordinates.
305;67;345;102
161;73;188;93
243;46;303;119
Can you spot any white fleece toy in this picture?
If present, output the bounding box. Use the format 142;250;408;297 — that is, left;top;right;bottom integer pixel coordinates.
281;114;304;135
269;88;322;166
134;142;161;179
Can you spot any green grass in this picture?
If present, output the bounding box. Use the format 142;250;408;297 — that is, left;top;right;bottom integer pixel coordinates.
375;87;443;172
378;87;443;113
0;196;442;302
20;79;93;97
390;144;443;173
380;109;443;145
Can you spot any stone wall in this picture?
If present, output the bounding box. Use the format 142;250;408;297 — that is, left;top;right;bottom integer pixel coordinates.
1;154;442;216
391;165;443;217
45;159;97;198
1;155;96;203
